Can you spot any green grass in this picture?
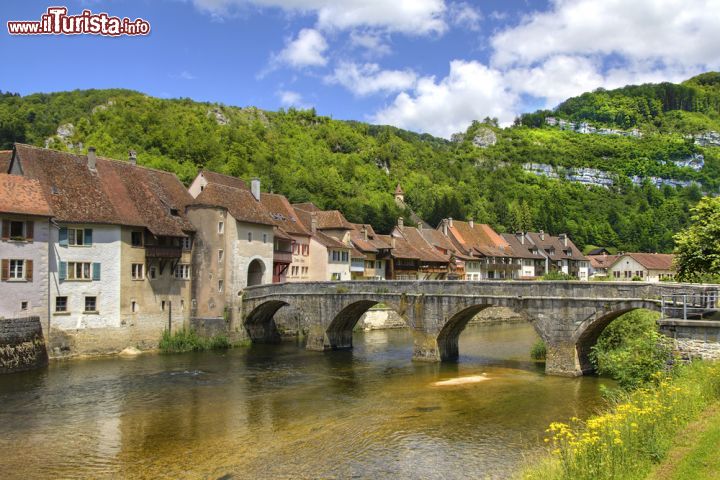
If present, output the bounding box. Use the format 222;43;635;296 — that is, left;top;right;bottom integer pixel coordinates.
649;403;720;480
519;361;720;480
158;328;232;353
530;340;547;360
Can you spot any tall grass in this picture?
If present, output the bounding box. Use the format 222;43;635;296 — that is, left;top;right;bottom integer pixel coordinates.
520;361;720;480
159;328;232;353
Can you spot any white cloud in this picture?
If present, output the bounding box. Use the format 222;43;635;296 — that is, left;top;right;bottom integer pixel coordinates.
491;0;720;70
191;0;447;35
325;62;417;96
349;30;392;58
275;28;328;68
278;89;306;106
171;70;197;80
372;60;518;138
448;2;482;31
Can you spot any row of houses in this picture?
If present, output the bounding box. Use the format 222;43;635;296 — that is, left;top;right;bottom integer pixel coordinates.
1;144;592;356
587;249;675;282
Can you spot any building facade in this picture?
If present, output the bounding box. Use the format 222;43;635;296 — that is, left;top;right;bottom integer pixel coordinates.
608;253;675;282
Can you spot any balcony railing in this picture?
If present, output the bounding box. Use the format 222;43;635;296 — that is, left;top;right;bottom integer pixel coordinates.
145;246;182;259
273;251;293;264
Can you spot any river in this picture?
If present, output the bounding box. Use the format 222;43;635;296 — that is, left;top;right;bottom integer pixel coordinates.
0;322;613;479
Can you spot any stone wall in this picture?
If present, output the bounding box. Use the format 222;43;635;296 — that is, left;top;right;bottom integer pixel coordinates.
0;316;48;374
660;320;720;361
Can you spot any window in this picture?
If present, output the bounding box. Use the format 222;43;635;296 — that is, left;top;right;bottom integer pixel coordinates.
331;273;341;281
161;301;166;311
84;296;97;312
180;300;185;311
301;266;308;276
181;237;192;250
64;262;95;280
218;221;224;234
131;231;143;247
21;301;28;311
131;301;138;313
376;260;383;269
218;280;224;292
67;228;91;246
263;233;267;243
149;266;157;279
174;264;190;279
55;296;67;312
247;232;253;242
341;252;349;262
9;259;24;279
613;271;621;278
9;221;24;238
302;244;309;256
131;263;144;280
218;249;224;263
293;243;300;254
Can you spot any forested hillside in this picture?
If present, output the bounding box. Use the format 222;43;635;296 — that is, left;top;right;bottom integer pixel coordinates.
1;74;719;253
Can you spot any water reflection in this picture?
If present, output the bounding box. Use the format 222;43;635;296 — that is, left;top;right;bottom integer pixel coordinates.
0;322;613;479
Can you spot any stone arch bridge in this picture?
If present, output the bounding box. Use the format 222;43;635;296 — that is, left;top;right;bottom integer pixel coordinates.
240;281;719;377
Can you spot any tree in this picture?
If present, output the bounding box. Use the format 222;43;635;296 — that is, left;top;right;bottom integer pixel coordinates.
673;196;720;281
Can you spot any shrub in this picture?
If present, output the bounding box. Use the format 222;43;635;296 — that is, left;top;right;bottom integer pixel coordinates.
542;271;578;281
159;328;232;353
531;340;547;360
589;310;673;389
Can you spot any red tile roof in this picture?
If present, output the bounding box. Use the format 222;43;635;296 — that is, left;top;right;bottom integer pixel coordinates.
0;151;11;173
588;254;618;269
12;144;194;236
525;231;586;261
193;182;274;226
292;202;320;212
198;170;249;190
349;223;392;253
0;173;52;217
501;233;545;259
292;206;350;249
397;226;450;263
260;192;311;237
445;220;512;258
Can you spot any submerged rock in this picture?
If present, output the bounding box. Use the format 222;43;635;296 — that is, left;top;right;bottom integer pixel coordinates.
119;346;142;357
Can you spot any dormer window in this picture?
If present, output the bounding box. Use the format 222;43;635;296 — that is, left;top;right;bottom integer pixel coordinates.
9;221;24;238
170;208;179;216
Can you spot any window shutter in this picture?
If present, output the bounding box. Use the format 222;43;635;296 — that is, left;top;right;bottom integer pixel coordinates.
84;229;93;246
25;221;34;241
25;260;33;282
1;259;8;281
1;220;8;240
59;227;68;246
92;263;101;281
59;261;67;281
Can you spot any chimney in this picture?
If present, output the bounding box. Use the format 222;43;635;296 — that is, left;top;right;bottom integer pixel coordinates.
310;212;318;233
398;217;404;228
442;219;448;236
128;149;137;165
417;221;423;230
362;225;368;241
539;229;545;241
516;231;524;244
469;217;474;229
250;178;261;201
448;217;453;228
560;233;568;247
87;147;97;170
391;236;396;248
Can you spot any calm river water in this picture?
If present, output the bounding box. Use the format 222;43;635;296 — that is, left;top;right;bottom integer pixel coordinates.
0;323;613;479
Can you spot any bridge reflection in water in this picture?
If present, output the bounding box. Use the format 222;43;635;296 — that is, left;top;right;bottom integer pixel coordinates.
241;281;720;377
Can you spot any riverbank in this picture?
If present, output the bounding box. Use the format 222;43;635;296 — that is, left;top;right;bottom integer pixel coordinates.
647;402;720;480
519;360;720;480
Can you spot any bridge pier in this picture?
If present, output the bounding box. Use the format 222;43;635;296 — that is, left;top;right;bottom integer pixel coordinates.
545;341;585;377
411;331;442;362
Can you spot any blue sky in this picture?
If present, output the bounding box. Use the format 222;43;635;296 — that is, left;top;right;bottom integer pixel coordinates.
2;0;719;138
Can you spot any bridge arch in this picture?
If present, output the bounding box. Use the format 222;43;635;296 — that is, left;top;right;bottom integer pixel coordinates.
572;301;661;374
325;299;409;350
436;302;540;361
244;299;289;343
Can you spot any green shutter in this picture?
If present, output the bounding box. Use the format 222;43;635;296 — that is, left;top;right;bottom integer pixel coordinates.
84;229;93;246
59;227;68;246
92;263;101;281
59;261;67;281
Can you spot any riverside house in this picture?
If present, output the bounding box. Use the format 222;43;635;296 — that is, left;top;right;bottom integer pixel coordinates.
523;231;589;280
382;217;450;280
292;205;352;281
7;144;196;356
607;253;675;282
0;170;52;327
348;223;392;280
187;178;274;326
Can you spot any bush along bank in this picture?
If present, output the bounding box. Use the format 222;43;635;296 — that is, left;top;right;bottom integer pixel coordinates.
158;328;234;353
520;361;720;480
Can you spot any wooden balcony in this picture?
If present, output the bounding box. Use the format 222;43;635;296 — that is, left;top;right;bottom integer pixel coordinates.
145;246;182;259
273;250;293;264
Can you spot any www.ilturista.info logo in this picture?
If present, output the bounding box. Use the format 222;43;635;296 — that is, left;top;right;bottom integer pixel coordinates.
7;7;150;36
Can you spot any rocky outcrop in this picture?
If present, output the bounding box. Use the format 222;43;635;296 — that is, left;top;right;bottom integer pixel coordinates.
694;131;720;147
472;128;497;148
0;316;48;374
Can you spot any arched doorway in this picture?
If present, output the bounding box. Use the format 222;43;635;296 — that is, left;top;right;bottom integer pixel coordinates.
247;259;266;286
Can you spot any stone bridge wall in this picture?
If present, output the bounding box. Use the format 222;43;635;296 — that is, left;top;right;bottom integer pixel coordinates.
242;281;718;377
0;316;48;374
